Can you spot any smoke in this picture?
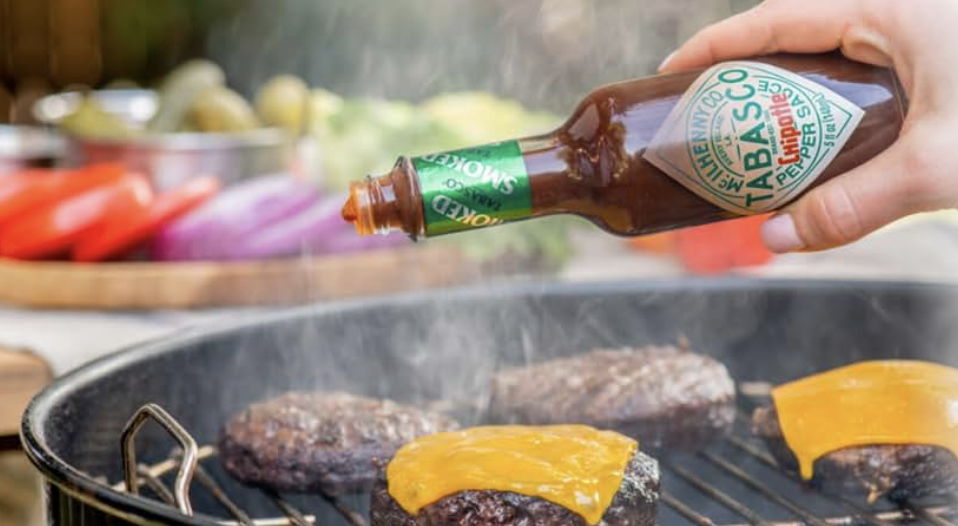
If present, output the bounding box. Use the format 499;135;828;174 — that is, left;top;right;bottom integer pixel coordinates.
202;0;760;112
187;0;958;425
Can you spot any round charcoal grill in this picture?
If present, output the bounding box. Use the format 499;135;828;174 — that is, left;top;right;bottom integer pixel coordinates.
20;279;958;525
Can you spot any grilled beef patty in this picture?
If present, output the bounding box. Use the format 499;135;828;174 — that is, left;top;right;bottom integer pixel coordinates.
370;449;660;526
219;392;459;495
488;345;735;451
752;406;958;502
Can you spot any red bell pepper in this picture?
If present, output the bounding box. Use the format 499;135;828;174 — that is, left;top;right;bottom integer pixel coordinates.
0;163;126;227
73;176;221;262
0;173;153;260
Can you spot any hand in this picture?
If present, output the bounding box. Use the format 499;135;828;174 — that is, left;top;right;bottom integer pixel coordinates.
659;0;958;252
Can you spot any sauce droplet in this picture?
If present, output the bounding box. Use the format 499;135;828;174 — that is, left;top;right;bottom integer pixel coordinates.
341;194;358;223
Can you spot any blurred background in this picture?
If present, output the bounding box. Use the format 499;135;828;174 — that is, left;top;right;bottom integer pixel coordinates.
0;0;789;294
1;0;760;119
4;1;958;522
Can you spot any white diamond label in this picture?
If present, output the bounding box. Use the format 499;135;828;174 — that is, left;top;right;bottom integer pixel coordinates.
643;61;864;214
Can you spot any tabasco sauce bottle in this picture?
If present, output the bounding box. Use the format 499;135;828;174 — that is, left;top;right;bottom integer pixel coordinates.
341;53;907;240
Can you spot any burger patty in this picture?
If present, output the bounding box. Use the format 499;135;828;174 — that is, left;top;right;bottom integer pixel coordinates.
370;449;660;526
752;405;958;502
219;391;459;495
488;345;735;451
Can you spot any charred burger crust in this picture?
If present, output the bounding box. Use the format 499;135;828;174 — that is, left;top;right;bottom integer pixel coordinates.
488;346;735;451
219;392;459;495
369;450;660;526
751;406;958;501
219;433;394;494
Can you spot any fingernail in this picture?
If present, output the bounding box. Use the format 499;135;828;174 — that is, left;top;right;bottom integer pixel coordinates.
658;51;677;72
761;214;805;253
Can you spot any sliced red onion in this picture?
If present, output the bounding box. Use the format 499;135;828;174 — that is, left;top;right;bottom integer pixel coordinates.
224;192;408;260
151;174;320;261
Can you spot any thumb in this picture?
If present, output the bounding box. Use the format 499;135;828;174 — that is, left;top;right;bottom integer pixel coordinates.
760;143;930;252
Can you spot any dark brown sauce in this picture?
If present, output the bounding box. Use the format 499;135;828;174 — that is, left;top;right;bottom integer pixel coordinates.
352;157;425;237
343;53;907;240
521;52;906;236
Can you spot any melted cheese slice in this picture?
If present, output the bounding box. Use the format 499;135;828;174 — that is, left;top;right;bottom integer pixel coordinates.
386;425;637;525
772;360;958;480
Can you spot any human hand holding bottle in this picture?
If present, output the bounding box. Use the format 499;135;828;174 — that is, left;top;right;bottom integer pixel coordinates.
660;0;958;253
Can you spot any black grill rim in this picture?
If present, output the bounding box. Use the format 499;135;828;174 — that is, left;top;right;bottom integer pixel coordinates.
20;277;958;524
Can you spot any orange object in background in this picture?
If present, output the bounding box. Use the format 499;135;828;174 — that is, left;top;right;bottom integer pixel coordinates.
0;173;153;260
625;214;774;274
0;163;125;226
673;214;774;274
626;232;675;254
73;176;221;262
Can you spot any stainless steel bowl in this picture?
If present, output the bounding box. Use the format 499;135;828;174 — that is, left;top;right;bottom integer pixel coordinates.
35;89;297;190
33;89;158;129
0;125;67;174
65;129;296;191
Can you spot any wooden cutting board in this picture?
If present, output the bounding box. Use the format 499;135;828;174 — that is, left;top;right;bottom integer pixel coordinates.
0;245;475;310
0;347;51;438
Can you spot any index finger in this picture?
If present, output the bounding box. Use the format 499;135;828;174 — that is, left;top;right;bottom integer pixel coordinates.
659;0;865;72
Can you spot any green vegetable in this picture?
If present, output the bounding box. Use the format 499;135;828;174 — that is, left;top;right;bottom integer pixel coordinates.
147;59;225;133
310;89;344;123
435;216;579;269
59;96;136;139
255;75;310;134
187;86;260;132
313;97;466;190
421;92;561;144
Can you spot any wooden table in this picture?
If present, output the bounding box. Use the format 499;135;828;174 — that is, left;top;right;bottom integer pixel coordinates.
0;245;476;448
0;246;474;309
0;347;51;448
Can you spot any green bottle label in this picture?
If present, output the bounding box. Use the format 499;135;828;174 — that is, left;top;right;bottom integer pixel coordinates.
413;140;531;236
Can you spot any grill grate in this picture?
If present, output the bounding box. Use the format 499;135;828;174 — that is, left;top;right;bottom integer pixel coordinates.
112;396;958;526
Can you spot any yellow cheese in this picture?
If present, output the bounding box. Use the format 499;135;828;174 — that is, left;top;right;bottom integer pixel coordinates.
386;425;637;525
772;360;958;480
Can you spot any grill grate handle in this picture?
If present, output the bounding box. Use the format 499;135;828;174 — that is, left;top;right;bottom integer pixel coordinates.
120;403;199;516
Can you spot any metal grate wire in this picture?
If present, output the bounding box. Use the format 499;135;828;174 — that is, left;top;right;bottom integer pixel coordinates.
114;397;958;526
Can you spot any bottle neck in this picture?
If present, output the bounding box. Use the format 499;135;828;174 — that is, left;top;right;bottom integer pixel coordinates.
343;139;540;239
516;133;573;214
342;157;425;239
